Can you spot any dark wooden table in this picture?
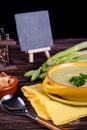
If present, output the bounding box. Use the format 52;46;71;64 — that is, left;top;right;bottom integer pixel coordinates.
0;38;87;130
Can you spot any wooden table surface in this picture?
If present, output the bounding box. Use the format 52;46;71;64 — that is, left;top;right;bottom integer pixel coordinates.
0;38;87;130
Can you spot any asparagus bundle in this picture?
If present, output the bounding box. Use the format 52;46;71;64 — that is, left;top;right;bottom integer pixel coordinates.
24;41;87;81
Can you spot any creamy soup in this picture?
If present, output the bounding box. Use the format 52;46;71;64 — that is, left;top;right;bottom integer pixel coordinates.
50;66;87;87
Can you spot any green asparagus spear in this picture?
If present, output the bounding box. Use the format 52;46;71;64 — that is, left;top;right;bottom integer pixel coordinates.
31;67;41;81
39;72;46;79
24;70;35;77
24;41;87;81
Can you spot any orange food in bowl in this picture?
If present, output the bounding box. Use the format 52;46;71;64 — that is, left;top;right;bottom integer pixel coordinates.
0;72;18;99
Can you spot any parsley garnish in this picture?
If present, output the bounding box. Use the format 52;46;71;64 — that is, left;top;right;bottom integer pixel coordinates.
69;73;87;87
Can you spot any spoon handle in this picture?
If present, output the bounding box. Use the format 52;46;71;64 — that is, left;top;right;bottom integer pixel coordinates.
25;111;68;130
37;117;68;130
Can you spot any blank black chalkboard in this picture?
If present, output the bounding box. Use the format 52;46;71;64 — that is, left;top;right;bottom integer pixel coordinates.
14;10;53;51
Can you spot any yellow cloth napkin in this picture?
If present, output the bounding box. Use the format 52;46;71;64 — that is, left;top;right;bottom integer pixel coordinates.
21;83;87;125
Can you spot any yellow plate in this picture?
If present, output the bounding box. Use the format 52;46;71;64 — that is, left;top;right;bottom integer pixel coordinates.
45;91;87;106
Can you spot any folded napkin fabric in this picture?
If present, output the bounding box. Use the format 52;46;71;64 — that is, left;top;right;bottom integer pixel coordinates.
21;83;87;125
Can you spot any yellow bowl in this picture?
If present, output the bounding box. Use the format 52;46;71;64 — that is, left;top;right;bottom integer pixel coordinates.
42;62;87;102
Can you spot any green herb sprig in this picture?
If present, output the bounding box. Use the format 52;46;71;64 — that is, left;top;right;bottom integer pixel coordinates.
69;73;87;86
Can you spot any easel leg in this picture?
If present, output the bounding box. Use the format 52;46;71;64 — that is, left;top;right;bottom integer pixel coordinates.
29;53;34;63
45;51;50;59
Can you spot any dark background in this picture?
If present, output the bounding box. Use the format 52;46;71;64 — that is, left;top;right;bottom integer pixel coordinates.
0;0;87;40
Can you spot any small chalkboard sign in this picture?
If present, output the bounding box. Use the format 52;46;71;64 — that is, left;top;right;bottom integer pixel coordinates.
15;10;53;62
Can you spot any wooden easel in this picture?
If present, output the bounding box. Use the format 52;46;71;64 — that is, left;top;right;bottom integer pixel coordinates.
26;47;51;63
15;11;54;62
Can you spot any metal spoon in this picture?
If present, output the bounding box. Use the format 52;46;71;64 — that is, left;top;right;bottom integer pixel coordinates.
0;94;68;130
